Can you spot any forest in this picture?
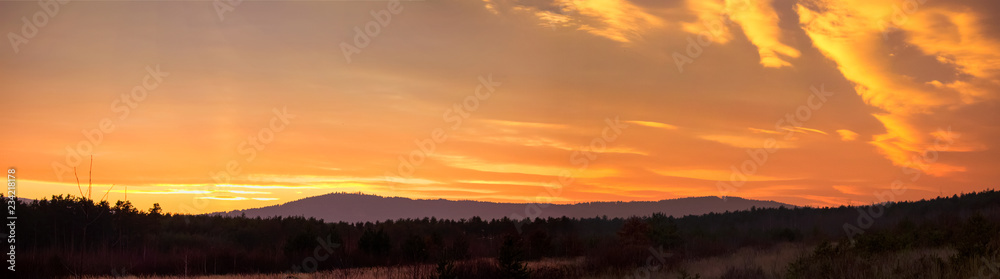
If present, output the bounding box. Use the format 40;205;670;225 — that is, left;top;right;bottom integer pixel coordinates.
5;189;1000;278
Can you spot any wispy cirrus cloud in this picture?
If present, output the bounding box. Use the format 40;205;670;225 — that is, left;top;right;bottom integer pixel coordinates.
626;120;678;130
481;0;664;42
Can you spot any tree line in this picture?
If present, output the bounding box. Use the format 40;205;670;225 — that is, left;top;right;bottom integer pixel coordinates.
4;189;999;278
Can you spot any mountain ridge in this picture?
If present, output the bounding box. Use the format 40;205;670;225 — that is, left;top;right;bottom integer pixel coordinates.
213;192;795;223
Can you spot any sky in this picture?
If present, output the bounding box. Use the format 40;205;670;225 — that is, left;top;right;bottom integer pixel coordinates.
1;0;998;214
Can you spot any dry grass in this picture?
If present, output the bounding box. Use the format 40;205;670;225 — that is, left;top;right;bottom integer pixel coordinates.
72;246;977;279
679;242;811;278
78;257;593;279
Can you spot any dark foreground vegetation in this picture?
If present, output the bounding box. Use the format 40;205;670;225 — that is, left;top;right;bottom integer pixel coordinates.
5;190;1000;278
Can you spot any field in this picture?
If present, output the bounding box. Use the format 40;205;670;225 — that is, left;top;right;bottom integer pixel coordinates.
79;243;998;279
11;190;1000;278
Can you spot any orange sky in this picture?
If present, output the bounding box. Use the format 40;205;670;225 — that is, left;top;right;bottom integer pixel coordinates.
2;0;999;214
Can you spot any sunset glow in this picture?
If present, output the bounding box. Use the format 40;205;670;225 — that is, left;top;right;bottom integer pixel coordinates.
2;0;998;214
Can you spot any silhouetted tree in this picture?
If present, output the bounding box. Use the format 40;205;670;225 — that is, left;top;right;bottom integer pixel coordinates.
528;230;552;259
358;229;392;258
403;234;429;262
618;217;651;246
498;234;530;279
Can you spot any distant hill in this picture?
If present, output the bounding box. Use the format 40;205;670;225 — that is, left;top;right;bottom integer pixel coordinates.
214;192;794;223
3;195;34;204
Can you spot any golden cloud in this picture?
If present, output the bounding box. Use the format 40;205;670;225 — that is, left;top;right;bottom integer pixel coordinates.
682;0;800;67
797;0;997;176
836;129;860;141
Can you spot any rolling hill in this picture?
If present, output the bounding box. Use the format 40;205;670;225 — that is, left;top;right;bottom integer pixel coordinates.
214;192;794;222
